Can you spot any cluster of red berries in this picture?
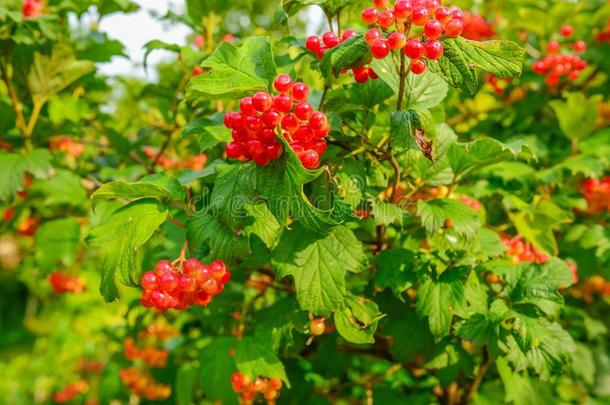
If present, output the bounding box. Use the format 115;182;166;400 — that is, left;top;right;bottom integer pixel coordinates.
49;136;85;158
119;368;171;401
500;235;549;265
305;30;378;83
142;146;207;171
124;337;169;368
22;0;43;18
581;177;610;213
2;206;14;222
224;74;329;169
569;275;610;303
461;12;495;41
231;372;283;403
17;217;37;237
140;258;230;311
48;272;86;294
532;26;588;86
77;359;103;374
361;0;467;74
138;318;179;341
459;195;482;211
484;74;510;95
53;381;89;403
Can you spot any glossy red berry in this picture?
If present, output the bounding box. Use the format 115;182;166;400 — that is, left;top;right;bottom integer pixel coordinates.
178;275;196;292
310;319;325;336
342;29;357;41
273;74;294;93
371;39;390;59
160;271;179;292
451;8;465;20
404;39;424;59
424;19;443;39
547;40;560;53
388;32;407;50
322;32;340;48
411;7;429;26
373;0;389;8
354;68;369;83
424;40;444;60
266;142;283;159
394;0;413;19
245;114;263;131
410;58;427;74
155;260;173;274
560;25;574;37
445;19;464;37
262;109;281;127
281;113;300;133
305;36;320;52
291;82;309;102
240;97;256;115
226;142;243;159
298;150;320;169
573;40;586;52
378;9;395;28
273;94;293;113
365;28;381;45
252;92;272;112
295;102;314;120
141;272;159;290
361;7;379;25
435;6;451;23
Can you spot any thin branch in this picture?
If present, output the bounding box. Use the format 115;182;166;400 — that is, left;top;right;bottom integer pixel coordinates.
464;348;492;404
0;59;27;136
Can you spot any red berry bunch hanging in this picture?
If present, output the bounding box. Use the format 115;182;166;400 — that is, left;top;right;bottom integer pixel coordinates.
231;372;283;403
119;368;171;401
22;0;44;19
532;29;588;86
53;381;89;403
48;272;86;294
224;74;329;169
361;0;467;74
140;258;231;311
500;235;549;265
305;30;378;83
461;12;495;41
124;337;169;368
581;177;610;213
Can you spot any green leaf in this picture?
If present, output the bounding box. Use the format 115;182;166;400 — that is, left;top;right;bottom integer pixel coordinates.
0;149;52;201
429;38;525;95
186;37;276;100
33;169;87;207
496;357;555;405
272;224;367;315
187;210;251;263
254;138;339;232
199;337;238;405
374;249;416;298
334;296;384;344
35;218;80;271
455;314;495;345
385;308;435;362
390;109;436;159
371;200;407;226
319;35;371;80
252;297;309;351
183;119;232;152
142;39;181;70
370;57;400;94
404;70;449;110
176;363;198;405
92;173;185;202
243;203;282;249
508;259;575;318
417;199;481;239
447;137;531;181
234;335;289;386
416;269;467;339
87;199;168;301
549;92;603;140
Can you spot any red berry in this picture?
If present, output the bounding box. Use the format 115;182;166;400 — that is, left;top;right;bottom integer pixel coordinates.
573;40;586;52
424;40;444;60
202;278;218;295
424;19;443;39
404;39;424;59
273;94;293;113
291;82;309;102
369;68;379;79
394;0;413;19
226;142;243;159
160;271;179;292
244;114;263;131
305;36;320;52
445;19;464;37
295;102;314;120
342;30;357;41
310;318;325;335
273;74;294;93
252;92;272;112
151;290;169;309
411;7;429;26
378;9;395;28
298;150;320;169
294;126;313;142
560;25;574;37
410;58;427;74
361;7;379;25
309;111;327;130
155;260;173;274
141;272;159;291
322;32;340;48
240;97;256;115
371;39;390;59
281;113;300;133
210;260;227;280
547;40;560;53
178;275;196;292
247;140;266;157
262;109;281;128
373;0;389;8
435;6;451;23
266;142;283;159
568;70;581;81
545;74;560;86
388;32;407;50
451;8;464;20
365;29;381;45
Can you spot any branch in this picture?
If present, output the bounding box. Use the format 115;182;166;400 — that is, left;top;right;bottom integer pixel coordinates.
464;348;492;404
0;59;27;136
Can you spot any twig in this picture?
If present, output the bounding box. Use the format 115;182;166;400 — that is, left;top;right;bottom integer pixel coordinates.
464;348;491;404
0;59;27;137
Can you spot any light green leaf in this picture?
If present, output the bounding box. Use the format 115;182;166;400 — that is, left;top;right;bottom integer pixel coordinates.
234;334;289;386
334;296;384;344
187;210;251;263
176;363;198;405
33;169;87;206
87;199;168;301
92;173;185;202
0;149;52;200
243;202;282;249
404;70;448;110
183;119;232;152
35;218;80;271
374;249;416;298
371;200;407;226
549;92;603;140
199;337;238;405
272;224;367;315
417;199;481;239
319;35;371;80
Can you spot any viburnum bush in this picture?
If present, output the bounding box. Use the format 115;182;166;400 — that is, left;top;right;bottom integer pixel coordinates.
1;0;610;404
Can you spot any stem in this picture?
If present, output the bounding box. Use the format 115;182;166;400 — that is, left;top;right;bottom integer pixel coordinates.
171;240;190;267
0;60;27;136
396;51;407;111
319;84;329;111
24;98;44;148
464;348;492;404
